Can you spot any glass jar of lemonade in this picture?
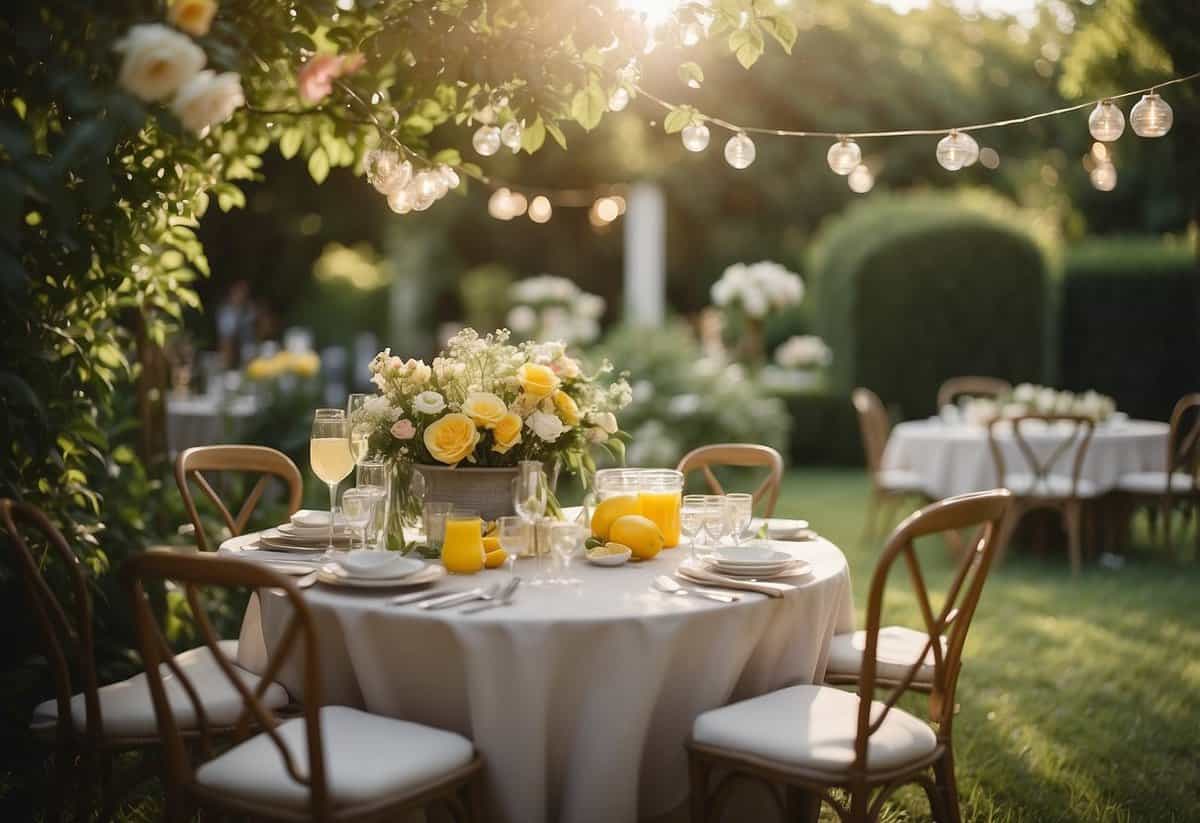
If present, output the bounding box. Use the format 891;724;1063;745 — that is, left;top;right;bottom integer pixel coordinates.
442;510;485;574
594;468;683;548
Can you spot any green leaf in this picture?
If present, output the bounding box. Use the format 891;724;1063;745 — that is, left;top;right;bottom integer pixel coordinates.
570;82;607;131
521;116;546;154
761;16;797;54
544;120;568;150
729;27;765;69
663;106;696;134
432;148;462;167
216;185;246;212
678;62;704;88
307;147;330;183
279;128;303;159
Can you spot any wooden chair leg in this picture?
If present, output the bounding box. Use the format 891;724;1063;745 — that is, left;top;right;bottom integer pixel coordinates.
1160;498;1173;552
45;748;66;823
861;489;880;545
688;752;709;823
1064;502;1083;576
992;507;1019;567
786;786;821;823
466;771;486;823
932;748;963;823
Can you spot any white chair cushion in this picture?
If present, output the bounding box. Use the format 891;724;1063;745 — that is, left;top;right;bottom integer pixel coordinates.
877;469;925;494
827;626;945;684
195;706;475;811
692;684;937;775
1115;471;1197;495
1002;473;1098;498
31;640;289;739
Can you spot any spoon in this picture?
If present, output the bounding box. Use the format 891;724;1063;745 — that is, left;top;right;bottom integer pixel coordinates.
653;575;740;603
462;577;521;614
422;582;502;610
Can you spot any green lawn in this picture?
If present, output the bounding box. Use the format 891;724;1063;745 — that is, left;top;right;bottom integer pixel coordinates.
776;468;1200;823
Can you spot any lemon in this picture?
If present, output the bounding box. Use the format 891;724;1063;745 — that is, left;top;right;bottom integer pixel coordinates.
608;515;663;561
484;548;508;569
483;535;501;553
591;495;641;540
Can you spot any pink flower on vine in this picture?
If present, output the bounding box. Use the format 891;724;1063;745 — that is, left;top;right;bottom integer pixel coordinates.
297;52;365;105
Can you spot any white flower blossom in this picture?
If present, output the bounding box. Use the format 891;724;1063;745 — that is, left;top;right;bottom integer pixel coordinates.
113;24;206;103
528;411;566;442
413;391;446;415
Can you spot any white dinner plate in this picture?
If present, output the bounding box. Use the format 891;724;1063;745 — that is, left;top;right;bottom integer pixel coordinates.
336;551;424;579
259;528;351;552
712;545;793;565
316;562;445;589
703;558;812;579
278;522;354;539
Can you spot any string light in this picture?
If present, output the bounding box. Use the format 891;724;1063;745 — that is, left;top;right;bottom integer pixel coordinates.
500;121;523;152
848;164;874;194
724;132;756;169
472;124;501;156
681;122;710;152
1090;162;1117;191
608;87;630;112
935;130;978;171
1088;100;1125;142
826;138;861;176
593;197;620;223
1129;92;1173;137
528;195;553;223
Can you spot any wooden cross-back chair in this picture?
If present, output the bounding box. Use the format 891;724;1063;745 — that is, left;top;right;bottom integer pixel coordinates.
176;445;303;551
687;489;1012;823
676;443;784;517
936;376;1012;410
124;551;483;823
852;388;927;542
987;414;1096;575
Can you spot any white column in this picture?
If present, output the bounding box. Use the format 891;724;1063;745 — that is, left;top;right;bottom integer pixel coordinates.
623;181;666;325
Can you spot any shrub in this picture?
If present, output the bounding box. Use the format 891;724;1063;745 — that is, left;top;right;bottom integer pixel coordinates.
809;192;1053;419
1058;237;1199;420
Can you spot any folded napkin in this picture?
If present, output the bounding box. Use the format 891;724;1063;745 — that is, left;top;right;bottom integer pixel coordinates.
676;563;792;598
290;509;347;528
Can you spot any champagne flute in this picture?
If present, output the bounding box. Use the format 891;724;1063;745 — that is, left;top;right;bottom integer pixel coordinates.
681;494;708;564
347;393;372;466
701;494;729;550
310;409;353;550
724;493;754;547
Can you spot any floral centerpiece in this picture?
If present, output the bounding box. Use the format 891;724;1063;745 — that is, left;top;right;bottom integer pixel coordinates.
354;328;631;538
959;383;1118;427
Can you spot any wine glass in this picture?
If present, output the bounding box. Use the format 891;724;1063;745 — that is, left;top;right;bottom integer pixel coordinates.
701;494;729;550
548;522;585;586
512;462;549;583
310;409;353;550
347;393;372;466
497;515;530;576
356;459;389;550
724;493;754;547
681;494;709;563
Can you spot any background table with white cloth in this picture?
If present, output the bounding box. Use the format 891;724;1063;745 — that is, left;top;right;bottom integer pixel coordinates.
881;418;1169;499
232;538;854;823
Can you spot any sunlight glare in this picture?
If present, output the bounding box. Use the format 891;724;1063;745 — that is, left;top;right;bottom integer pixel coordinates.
620;0;682;27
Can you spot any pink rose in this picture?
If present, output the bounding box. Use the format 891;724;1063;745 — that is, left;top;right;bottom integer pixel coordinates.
390;419;416;440
296;52;366;105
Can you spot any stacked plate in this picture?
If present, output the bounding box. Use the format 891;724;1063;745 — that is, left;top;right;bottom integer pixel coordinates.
316;551;444;589
703;543;808;579
257;510;356;552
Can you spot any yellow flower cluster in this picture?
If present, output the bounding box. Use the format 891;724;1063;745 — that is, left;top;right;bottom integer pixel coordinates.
245;350;320;381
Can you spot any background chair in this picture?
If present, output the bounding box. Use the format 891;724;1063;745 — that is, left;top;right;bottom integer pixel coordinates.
1115;393;1200;557
175;445;303;552
688;489;1011;823
852;388;927;541
676;443;785;517
936;376;1012;410
987;415;1097;574
124;552;483;823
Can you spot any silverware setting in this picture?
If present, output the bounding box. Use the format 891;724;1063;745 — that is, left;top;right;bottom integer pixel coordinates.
420;583;502;611
386;588;448;607
653;575;740;603
461;577;521;614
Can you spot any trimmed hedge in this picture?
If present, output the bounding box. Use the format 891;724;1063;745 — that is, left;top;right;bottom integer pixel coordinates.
1059;238;1200;421
784;391;863;466
809;193;1051;419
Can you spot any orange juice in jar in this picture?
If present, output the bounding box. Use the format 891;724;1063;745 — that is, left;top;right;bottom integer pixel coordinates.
635;470;684;548
442;512;484;574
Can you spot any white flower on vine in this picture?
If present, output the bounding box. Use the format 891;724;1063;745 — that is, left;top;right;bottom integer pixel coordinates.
171;69;245;134
113;24;206;103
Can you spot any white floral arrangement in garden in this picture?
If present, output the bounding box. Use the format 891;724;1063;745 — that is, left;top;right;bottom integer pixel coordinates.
774;335;832;370
356;329;630;476
505;275;606;345
710;261;804;319
959;383;1117;427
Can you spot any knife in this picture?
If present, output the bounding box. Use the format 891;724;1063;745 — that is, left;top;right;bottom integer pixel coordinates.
461;577;521;614
418;587;486;610
387;588;449;606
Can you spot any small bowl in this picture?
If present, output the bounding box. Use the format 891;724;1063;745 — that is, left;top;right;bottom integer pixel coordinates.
586;547;632;567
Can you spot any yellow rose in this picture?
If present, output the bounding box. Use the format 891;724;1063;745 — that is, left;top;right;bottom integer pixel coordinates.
491;412;523;454
245;357;273;381
461;392;508;429
552;390;581;426
168;0;218;37
292;351;320;378
517;362;560;399
423;413;480;465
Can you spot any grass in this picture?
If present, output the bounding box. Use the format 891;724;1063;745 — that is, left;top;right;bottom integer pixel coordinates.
7;468;1200;822
775;468;1200;823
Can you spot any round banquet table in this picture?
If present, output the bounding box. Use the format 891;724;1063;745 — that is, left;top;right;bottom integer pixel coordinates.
881;417;1169;500
228;535;854;823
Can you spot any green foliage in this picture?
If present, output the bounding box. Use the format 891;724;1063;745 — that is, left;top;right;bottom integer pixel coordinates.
1058;237;1199;419
809;191;1053;418
782;391;862;466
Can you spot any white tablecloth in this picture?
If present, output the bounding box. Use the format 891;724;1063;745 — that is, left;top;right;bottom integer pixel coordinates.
881;418;1169;499
230;537;853;823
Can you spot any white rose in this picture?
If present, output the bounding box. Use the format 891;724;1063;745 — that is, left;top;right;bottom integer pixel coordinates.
113;24;206;103
413;391;446;415
1013;383;1036;403
588;411;618;434
171;70;244;133
528;411;566;443
507;305;537;333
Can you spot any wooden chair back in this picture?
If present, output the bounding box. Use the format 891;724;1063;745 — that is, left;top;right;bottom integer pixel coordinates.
851;388;890;477
986;415;1095;498
676;444;784;517
176;445;303;551
123;552;329;818
936;376;1012;410
1166;393;1200;489
853;489;1011;772
1;499;101;749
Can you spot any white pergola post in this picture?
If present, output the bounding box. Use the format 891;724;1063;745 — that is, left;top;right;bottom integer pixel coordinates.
623;181;666;326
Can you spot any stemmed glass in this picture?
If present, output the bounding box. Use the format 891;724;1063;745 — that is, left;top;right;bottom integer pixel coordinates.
548;522;585;586
310;409;354;550
701;494;729;550
512;461;549;583
497;516;530;577
723;493;754;547
681;494;709;564
347;393;372;466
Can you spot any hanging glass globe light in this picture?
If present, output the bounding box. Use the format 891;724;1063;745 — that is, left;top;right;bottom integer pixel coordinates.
826;138;862;176
500;121;523;152
936;131;978;171
608;87;630;112
1088;100;1125;142
438;165;460;190
488;188;514;220
387;186;413;214
724;132;756;169
472;125;501;156
528;195;552;223
848;164;874;194
681;122;710;152
1129;92;1173;137
1090;161;1117;191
